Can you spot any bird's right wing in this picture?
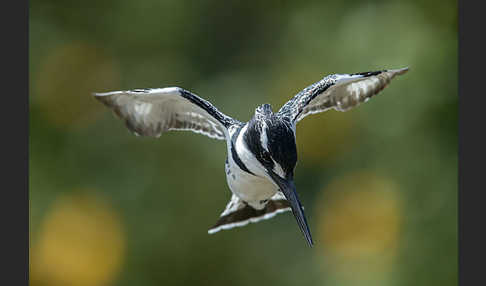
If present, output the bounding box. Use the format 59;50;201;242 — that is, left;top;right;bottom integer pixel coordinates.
277;68;409;124
93;87;239;140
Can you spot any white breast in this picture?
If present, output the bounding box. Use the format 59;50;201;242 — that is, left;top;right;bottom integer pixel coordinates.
225;124;278;207
225;159;277;205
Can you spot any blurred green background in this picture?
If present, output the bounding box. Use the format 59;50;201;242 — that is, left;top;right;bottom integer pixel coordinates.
29;0;457;286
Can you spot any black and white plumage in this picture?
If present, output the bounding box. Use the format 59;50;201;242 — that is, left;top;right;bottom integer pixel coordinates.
93;67;408;247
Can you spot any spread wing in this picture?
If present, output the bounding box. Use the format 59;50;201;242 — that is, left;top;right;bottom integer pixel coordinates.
277;68;409;123
93;87;239;140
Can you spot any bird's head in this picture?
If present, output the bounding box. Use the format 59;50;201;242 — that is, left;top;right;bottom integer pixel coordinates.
246;104;297;181
245;106;313;246
254;103;274;120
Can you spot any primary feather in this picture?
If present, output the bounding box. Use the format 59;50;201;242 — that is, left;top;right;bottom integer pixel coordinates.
93;87;238;140
278;67;409;123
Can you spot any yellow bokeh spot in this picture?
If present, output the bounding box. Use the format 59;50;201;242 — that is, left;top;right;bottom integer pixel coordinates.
315;171;403;279
30;193;125;286
33;42;120;129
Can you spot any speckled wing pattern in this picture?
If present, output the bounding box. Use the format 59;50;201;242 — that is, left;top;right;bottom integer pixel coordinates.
93;87;239;140
277;68;409;123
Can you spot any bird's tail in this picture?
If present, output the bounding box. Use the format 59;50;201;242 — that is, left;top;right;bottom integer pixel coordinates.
208;193;291;234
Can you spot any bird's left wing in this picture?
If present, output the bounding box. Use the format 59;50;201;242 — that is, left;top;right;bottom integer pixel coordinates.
93;87;239;140
277;68;409;124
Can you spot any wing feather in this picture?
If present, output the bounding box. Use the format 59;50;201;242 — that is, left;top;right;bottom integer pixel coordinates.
93;87;238;140
278;67;409;123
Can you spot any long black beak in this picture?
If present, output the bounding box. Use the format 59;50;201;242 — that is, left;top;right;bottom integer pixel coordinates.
269;172;314;247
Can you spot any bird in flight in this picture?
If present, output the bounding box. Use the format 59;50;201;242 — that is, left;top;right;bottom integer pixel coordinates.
93;67;408;247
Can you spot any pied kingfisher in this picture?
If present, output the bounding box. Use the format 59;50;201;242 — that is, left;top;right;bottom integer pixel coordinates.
94;67;408;247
